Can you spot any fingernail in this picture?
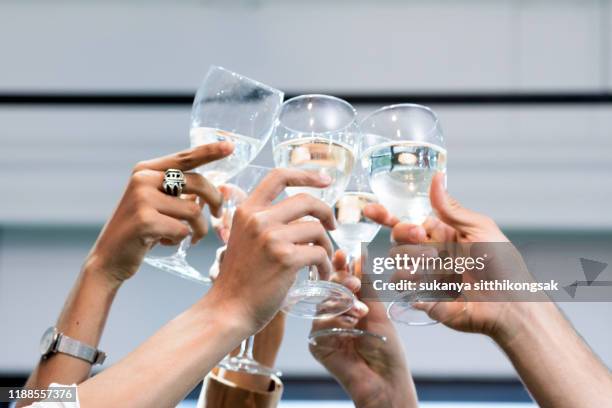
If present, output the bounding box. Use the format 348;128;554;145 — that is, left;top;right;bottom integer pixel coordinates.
342;315;358;326
408;228;420;241
216;141;234;156
413;300;429;311
347;276;361;292
355;300;369;315
440;172;448;190
318;171;332;184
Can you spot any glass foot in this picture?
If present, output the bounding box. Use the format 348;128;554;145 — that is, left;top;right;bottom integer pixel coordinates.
387;301;438;326
143;255;211;285
282;280;354;319
308;328;387;346
218;356;282;377
387;290;458;326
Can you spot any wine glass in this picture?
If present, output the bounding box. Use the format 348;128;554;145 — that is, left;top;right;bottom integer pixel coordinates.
360;104;447;326
309;170;387;346
272;94;358;319
144;65;283;284
329;169;381;274
209;166;282;377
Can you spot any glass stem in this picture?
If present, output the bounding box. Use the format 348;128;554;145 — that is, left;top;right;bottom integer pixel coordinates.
304;214;321;281
346;253;355;276
176;195;201;259
176;236;191;258
346;245;361;276
308;265;318;281
307;240;319;280
237;335;256;360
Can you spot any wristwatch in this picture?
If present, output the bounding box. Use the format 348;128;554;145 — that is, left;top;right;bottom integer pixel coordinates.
40;327;106;365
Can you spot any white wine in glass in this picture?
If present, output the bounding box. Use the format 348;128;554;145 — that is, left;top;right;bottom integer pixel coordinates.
360;104;447;326
311;176;387;347
328;161;382;261
329;191;380;257
212;166;282;378
144;65;283;285
272;94;359;319
189;127;264;186
364;141;446;225
273;137;355;205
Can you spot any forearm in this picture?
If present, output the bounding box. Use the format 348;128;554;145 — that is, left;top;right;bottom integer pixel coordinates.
253;312;285;367
494;302;612;408
389;373;418;408
19;263;119;406
78;291;250;408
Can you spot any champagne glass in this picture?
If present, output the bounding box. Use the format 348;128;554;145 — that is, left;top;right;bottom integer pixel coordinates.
360;104;447;326
310;170;387;346
144;66;283;284
272;94;358;319
211;166;282;377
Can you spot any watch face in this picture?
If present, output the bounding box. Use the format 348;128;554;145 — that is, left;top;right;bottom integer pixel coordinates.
40;327;57;356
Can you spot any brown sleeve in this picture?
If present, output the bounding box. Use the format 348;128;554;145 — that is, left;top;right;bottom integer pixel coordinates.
198;368;283;408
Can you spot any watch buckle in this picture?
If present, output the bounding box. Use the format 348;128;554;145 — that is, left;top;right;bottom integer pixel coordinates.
94;351;107;365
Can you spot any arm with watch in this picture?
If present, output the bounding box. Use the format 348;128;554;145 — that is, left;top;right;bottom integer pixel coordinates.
20;266;115;407
18;142;233;407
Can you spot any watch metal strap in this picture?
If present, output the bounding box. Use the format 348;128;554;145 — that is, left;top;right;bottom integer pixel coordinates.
56;334;106;365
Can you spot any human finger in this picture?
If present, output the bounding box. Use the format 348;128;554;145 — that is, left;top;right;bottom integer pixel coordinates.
134;142;234;172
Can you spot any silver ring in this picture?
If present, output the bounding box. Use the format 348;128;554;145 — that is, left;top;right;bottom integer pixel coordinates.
163;169;186;196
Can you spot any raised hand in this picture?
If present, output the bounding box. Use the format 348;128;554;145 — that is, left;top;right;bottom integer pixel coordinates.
309;251;418;408
209;168;337;334
84;142;234;288
366;174;612;408
364;173;523;338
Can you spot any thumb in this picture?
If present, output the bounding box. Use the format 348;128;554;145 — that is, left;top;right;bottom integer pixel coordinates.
430;173;480;231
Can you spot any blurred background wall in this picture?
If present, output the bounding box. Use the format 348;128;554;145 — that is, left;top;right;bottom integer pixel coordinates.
1;0;611;385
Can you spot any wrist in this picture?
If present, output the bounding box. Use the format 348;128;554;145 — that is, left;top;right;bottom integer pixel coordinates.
52;254;122;349
199;286;255;341
81;254;124;294
490;302;560;350
251;312;286;367
351;384;411;408
354;396;392;408
345;369;413;408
